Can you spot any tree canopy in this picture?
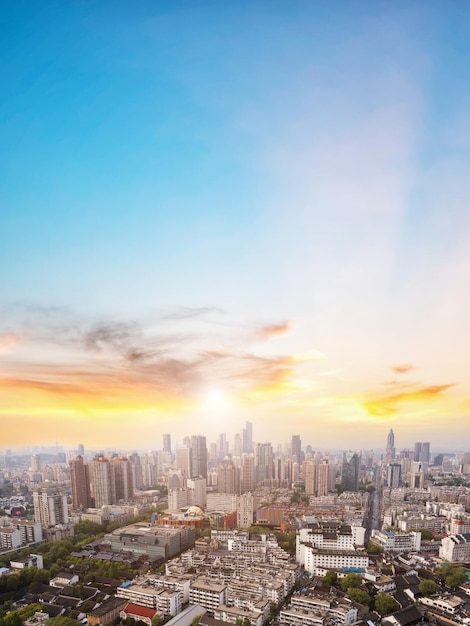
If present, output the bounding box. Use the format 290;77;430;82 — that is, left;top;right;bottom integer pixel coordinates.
374;593;400;616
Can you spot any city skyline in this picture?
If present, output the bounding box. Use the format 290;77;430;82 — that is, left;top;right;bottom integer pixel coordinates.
2;3;470;450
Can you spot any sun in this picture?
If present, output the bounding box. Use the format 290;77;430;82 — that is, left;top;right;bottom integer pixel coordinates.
205;389;226;408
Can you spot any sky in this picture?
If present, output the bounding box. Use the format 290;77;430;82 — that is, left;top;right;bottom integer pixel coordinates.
1;1;470;452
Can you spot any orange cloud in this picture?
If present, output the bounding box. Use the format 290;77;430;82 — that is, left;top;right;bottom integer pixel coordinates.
257;320;291;339
363;383;455;417
0;330;21;354
392;363;414;374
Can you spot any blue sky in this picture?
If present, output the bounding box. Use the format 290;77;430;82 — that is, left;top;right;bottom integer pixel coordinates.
1;1;470;450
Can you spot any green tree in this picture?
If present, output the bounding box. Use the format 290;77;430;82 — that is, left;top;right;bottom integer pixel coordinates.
321;571;338;588
366;541;383;554
419;580;440;597
191;618;200;626
340;573;362;592
418;528;434;541
346;588;371;606
46;618;82;626
374;593;399;616
446;568;466;589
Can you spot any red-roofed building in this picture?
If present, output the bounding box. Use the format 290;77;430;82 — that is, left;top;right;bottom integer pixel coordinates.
120;603;159;626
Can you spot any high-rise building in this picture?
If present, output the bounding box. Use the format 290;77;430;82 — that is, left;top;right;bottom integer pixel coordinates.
33;488;68;527
163;434;172;454
341;451;360;492
387;463;402;488
237;492;255;528
112;457;134;501
176;447;191;478
217;460;240;494
254;442;273;483
385;429;395;463
241;454;255;493
305;460;316;495
70;455;92;509
190;436;208;479
89;458;115;507
291;435;301;463
317;460;330;496
233;433;242;458
77;443;85;457
242;421;253;454
420;442;430;463
187;476;207;507
413;442;422;462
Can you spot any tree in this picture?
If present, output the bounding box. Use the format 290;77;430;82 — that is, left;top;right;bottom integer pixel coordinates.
367;541;383;554
419;580;439;597
374;593;399;616
321;571;338;588
446;568;466;589
346;588;371;606
436;563;467;588
340;573;362;592
418;528;434;541
45;618;82;626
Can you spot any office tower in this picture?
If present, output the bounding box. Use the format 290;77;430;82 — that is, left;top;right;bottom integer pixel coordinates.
176;447;191;478
237;492;255;528
129;453;144;490
33;488;68;527
187;476;207;507
255;442;273;483
31;454;41;472
112;457;134;501
291;435;301;463
341;451;360;491
217;460;240;494
70;455;92;509
387;463;402;488
217;433;227;461
190;435;208;479
89;458;115;507
233;433;242;458
305;460;316;495
410;461;425;488
241;454;255;493
414;442;422;462
77;443;85;457
385;429;395;463
420;442;430;463
163;434;172;454
242;421;253;454
317;460;330;496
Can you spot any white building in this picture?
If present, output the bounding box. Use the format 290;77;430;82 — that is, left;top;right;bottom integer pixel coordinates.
237;493;255;528
439;534;470;562
33;489;68;527
189;579;228;614
371;529;421;552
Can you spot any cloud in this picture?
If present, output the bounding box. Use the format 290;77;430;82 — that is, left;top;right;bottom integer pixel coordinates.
0;331;21;354
258;321;291;339
161;306;225;320
363;383;455;417
392;363;414;374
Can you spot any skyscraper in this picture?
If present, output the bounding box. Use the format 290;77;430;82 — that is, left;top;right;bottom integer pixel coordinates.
217;460;240;494
242;421;253;454
70;455;92;509
414;442;422;462
190;435;207;479
340;451;360;492
237;492;255;528
291;435;301;463
163;434;172;454
385;429;395;463
89;458;114;507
